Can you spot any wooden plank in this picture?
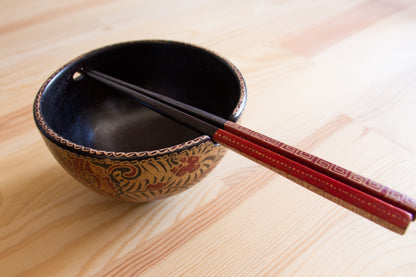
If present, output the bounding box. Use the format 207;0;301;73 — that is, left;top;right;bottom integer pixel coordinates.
1;0;416;276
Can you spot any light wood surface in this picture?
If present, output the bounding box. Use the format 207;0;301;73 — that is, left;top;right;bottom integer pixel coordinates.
1;0;416;276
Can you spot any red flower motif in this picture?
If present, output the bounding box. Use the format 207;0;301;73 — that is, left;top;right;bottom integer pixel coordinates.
147;182;168;189
171;156;200;177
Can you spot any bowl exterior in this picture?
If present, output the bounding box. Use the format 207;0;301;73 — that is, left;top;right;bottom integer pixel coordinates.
43;136;226;202
34;40;246;202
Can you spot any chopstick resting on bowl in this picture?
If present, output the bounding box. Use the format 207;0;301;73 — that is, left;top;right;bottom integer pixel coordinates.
77;67;416;234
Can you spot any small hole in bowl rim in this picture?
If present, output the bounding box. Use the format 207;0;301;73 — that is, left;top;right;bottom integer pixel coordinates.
72;71;84;81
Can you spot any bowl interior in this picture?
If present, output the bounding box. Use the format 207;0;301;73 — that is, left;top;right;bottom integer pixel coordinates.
39;41;245;152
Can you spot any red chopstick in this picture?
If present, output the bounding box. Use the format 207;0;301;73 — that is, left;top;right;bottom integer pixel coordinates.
79;68;415;234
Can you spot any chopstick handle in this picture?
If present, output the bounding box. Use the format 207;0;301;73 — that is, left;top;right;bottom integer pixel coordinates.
78;67;413;234
224;121;416;220
213;129;412;234
81;68;416;220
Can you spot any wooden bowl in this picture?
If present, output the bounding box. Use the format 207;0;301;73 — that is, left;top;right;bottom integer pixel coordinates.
33;40;246;202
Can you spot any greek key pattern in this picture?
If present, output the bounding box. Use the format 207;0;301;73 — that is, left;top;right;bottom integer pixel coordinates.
214;129;411;232
224;121;416;215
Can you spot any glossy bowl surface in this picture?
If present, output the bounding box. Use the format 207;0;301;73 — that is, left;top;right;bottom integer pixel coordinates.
34;40;246;202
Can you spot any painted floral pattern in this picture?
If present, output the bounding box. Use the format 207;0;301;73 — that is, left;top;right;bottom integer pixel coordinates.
170;156;200;177
46;139;226;202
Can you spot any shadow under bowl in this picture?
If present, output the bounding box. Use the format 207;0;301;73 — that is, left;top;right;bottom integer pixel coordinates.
33;40;246;202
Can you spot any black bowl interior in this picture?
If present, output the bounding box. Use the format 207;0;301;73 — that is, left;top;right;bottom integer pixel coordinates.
39;41;244;152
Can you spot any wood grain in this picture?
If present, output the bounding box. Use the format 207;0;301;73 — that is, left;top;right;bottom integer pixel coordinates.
1;0;416;276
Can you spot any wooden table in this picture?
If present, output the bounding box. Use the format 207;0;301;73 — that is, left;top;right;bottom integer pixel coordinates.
1;0;416;275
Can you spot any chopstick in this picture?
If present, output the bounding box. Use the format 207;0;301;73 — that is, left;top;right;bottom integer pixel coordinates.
78;67;415;234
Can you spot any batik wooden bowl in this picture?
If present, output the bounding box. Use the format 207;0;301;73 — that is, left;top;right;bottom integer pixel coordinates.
33;40;246;202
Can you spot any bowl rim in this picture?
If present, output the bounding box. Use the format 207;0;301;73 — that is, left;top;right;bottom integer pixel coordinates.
33;40;247;159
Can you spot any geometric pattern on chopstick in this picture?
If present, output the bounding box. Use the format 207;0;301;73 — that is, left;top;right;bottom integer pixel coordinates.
224;121;416;215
